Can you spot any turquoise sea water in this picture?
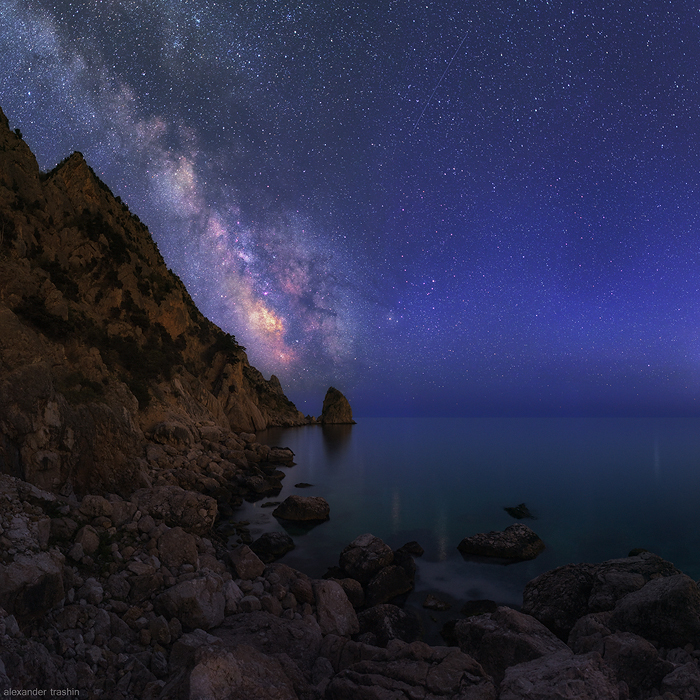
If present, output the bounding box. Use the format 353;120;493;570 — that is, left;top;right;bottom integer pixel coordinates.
234;417;700;638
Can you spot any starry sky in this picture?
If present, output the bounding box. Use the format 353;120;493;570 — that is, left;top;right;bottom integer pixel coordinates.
3;0;700;417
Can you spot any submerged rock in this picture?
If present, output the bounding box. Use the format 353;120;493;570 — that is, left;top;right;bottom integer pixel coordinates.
457;523;545;561
423;593;452;611
504;502;536;519
320;387;356;424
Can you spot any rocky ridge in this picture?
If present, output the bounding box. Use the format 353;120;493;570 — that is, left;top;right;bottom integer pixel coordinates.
0;104;307;497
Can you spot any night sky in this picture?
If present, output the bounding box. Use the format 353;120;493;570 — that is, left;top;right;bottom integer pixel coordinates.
3;0;700;416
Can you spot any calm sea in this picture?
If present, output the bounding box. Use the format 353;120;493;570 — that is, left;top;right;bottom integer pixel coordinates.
234;417;700;640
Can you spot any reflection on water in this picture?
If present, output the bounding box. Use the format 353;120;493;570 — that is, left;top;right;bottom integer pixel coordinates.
435;509;449;562
391;491;401;533
248;417;700;597
654;435;661;479
320;424;354;454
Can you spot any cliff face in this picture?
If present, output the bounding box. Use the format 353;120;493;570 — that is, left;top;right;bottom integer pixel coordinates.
0;106;306;497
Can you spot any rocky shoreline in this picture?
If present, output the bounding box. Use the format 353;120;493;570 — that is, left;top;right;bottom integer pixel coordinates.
0;427;699;699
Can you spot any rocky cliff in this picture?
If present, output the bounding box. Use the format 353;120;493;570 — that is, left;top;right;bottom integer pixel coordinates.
0;106;306;497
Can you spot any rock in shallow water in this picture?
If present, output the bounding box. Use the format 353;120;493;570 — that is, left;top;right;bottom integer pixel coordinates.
320;386;356;424
457;523;545;561
503;502;536;519
272;495;330;521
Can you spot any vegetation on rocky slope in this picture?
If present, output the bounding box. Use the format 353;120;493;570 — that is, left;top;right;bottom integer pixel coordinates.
0;105;305;497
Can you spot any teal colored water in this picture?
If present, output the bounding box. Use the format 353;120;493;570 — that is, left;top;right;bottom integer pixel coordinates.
233;417;700;636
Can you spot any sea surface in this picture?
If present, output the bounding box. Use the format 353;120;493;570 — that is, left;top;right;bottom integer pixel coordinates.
232;417;700;641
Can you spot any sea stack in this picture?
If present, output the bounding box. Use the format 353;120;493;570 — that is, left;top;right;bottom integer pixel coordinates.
320;386;356;424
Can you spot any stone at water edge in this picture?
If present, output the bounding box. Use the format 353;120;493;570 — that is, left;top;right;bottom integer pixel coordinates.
226;545;266;580
338;533;394;585
272;494;330;521
320;386;356;424
250;531;295;563
457;523;545;561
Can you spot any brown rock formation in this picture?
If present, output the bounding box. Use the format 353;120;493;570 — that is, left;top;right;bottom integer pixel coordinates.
320;386;355;424
0;105;306;496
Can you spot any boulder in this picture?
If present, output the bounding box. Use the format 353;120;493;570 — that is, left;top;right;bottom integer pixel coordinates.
272;495;330;521
313;580;359;637
499;650;622;700
660;661;700;699
365;564;414;606
188;644;298;700
155;575;225;630
397;541;424;557
599;631;673;695
212;611;323;674
320;387;355;424
250;531;295;563
168;629;223;674
74;525;100;556
0;551;65;619
267;447;295;465
521;562;599;639
226;545;266;580
452;606;570;683
457;523;545;561
588;552;681;612
325;640;496;700
356;604;422;647
522;552;686;640
78;494;113;519
339;533;394;585
132;485;218;535
158;526;200;570
76;577;104;606
150;421;195;447
332;578;365;608
608;573;700;647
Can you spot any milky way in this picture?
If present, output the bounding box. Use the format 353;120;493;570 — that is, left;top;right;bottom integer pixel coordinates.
3;0;700;416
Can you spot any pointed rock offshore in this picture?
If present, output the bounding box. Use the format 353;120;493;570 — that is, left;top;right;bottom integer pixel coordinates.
320;386;355;424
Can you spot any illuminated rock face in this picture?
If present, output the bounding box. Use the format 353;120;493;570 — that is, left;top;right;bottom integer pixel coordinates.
0;104;307;496
320;386;355;424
